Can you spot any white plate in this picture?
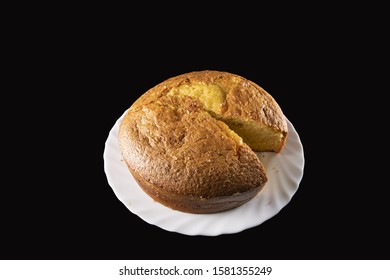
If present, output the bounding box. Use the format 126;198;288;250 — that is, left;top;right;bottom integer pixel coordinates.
104;110;305;236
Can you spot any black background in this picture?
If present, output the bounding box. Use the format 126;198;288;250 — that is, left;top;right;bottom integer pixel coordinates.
2;7;388;261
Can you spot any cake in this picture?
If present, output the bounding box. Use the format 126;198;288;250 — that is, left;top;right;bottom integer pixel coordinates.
118;70;288;214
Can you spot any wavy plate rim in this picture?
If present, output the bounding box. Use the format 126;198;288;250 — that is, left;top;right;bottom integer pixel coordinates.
103;110;305;236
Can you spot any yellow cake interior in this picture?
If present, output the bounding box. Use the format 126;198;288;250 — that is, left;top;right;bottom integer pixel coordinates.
167;83;284;152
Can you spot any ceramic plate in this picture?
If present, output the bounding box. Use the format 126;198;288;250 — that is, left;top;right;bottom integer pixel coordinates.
104;110;304;236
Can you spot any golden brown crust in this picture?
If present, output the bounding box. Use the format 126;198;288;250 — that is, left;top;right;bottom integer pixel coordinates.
129;166;263;214
118;70;287;214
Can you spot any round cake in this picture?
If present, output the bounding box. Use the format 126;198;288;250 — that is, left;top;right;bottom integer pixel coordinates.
118;70;288;214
